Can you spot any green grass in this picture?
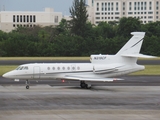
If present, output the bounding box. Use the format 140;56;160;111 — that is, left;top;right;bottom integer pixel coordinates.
0;65;160;76
0;57;90;60
0;65;18;75
130;65;160;75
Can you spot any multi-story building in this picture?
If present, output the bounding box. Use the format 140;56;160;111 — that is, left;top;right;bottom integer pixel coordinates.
0;8;63;32
87;0;160;25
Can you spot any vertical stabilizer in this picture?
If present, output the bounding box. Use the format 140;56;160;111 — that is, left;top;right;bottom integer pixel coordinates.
116;32;145;56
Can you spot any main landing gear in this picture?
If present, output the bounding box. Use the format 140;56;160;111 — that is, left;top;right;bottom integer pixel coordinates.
80;81;91;89
26;80;30;89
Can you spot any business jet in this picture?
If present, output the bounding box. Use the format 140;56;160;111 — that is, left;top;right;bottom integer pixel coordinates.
2;32;155;89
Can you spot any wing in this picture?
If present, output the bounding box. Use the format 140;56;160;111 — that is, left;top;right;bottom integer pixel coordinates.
61;76;123;82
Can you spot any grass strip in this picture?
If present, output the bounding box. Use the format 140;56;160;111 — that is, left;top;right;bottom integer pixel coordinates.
130;65;160;75
0;65;160;76
0;57;90;61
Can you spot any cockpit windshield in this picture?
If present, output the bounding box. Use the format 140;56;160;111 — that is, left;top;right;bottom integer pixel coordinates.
16;66;28;70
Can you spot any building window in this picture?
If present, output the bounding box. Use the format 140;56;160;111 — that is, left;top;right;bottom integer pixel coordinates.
148;16;153;19
33;15;36;22
128;12;133;14
27;15;29;22
17;15;19;22
148;12;153;14
23;15;26;22
96;12;100;15
156;1;159;10
157;12;159;14
30;16;32;22
108;2;110;11
97;3;99;11
111;2;113;11
105;3;107;11
149;2;152;10
102;3;104;11
55;16;58;23
129;2;132;10
156;16;159;19
115;17;119;19
115;12;119;15
13;15;15;22
20;15;22;22
96;17;100;19
13;24;15;27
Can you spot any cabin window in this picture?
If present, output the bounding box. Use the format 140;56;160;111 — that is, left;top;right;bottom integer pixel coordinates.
16;67;21;70
72;67;75;70
57;67;60;70
24;66;28;70
67;67;70;70
77;66;80;70
47;67;50;70
52;67;55;70
20;67;24;70
62;67;65;70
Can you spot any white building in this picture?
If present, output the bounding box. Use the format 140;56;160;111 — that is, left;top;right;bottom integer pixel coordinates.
87;0;160;25
0;8;63;32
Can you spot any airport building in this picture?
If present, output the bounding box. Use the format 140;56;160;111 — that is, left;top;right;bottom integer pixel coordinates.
87;0;160;25
0;0;160;32
0;8;63;32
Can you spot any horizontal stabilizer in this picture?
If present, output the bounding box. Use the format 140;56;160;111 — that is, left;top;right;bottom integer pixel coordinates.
121;54;157;58
62;76;123;82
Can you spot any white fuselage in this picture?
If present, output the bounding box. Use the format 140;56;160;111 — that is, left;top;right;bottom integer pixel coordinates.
3;62;144;80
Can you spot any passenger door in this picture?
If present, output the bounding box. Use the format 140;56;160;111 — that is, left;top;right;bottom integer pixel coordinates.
33;66;40;79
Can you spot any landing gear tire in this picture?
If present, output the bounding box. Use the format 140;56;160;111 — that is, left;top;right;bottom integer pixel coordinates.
26;85;29;89
80;81;91;89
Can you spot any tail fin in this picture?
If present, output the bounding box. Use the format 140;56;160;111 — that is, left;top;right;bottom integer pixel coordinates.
116;32;145;56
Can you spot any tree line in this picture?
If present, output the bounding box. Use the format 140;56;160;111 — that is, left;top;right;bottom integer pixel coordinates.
0;0;160;57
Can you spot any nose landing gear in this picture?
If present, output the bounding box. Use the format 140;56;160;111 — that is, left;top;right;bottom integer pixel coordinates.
26;80;30;89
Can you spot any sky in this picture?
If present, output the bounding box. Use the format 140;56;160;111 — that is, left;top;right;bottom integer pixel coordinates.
0;0;75;15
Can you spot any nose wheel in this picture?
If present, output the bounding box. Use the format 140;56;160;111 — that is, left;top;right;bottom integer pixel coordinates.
26;80;30;89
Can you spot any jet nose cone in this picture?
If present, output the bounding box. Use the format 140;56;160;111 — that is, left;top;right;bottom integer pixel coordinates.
2;73;8;78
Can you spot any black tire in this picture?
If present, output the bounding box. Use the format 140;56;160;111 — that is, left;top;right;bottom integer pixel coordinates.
26;85;29;89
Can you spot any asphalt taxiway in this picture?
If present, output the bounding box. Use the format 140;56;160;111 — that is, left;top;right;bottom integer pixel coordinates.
0;85;160;120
